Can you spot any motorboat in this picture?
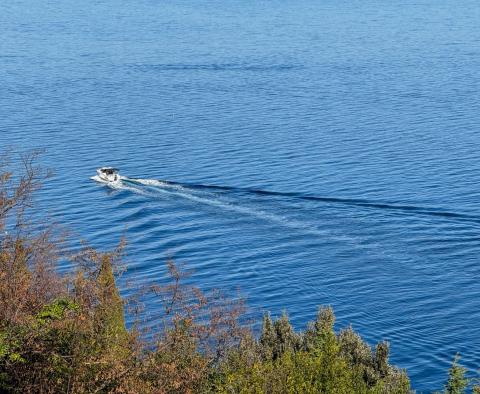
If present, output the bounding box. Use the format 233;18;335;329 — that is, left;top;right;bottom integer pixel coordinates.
96;167;120;183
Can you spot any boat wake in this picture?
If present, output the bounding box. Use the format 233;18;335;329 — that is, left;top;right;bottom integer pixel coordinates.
93;175;372;250
91;174;480;263
92;174;480;227
93;173;480;227
91;175;150;196
125;178;480;226
122;177;339;239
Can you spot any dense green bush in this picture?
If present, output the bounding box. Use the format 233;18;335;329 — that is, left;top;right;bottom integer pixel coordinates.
213;308;409;393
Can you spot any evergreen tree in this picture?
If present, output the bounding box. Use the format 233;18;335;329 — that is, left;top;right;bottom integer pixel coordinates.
374;341;390;378
272;311;299;359
95;254;127;351
304;306;338;354
259;312;275;360
445;354;468;394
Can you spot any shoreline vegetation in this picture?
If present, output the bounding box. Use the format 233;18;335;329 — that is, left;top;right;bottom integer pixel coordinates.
0;151;477;393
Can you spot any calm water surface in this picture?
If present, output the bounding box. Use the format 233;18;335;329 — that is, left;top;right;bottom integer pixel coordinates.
2;0;480;389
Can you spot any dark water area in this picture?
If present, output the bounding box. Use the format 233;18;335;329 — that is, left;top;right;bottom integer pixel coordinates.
2;0;480;389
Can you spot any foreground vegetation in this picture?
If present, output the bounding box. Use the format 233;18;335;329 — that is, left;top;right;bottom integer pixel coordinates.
0;151;477;393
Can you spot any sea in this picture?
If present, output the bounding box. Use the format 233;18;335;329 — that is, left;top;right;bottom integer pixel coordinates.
2;0;480;390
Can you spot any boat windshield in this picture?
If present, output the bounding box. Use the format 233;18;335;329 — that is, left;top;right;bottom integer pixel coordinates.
102;168;118;175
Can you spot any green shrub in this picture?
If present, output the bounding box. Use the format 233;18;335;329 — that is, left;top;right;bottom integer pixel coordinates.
445;355;468;394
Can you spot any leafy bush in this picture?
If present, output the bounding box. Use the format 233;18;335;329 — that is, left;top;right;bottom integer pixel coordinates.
213;307;410;394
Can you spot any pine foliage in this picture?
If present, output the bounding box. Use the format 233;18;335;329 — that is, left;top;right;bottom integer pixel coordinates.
444;355;468;394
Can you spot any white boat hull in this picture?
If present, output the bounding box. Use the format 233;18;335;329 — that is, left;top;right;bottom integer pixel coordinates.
94;167;121;184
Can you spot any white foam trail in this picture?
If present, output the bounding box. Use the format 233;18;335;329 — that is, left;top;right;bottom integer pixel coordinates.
91;176;150;196
129;178;189;192
126;178;399;257
93;176;391;256
123;177;336;238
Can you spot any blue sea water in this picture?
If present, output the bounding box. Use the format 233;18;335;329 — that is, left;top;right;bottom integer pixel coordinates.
2;0;480;390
